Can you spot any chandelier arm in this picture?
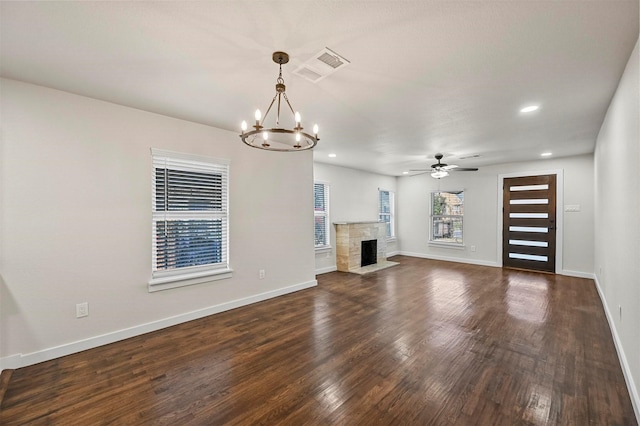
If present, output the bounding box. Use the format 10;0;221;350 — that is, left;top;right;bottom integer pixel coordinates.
276;93;282;127
282;92;296;116
261;94;279;127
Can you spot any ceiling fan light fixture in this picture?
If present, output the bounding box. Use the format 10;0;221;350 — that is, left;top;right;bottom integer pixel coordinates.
410;153;478;178
431;170;449;179
240;52;319;152
520;105;540;113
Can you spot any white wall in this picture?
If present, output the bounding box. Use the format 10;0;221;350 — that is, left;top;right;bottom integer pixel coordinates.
397;154;595;276
0;79;316;369
313;162;398;273
594;38;640;417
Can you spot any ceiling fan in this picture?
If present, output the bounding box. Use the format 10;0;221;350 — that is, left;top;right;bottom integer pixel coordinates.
410;153;479;179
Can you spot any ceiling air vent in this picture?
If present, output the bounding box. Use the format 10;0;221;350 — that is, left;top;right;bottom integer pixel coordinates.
294;66;324;83
293;47;350;83
317;52;345;69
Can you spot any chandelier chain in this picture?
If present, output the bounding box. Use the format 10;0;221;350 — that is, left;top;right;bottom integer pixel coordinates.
277;63;285;85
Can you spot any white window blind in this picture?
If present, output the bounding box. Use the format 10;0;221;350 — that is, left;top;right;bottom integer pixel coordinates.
378;190;395;238
151;149;230;288
314;182;330;248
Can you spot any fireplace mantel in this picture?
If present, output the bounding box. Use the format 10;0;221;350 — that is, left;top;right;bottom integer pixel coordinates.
334;222;398;274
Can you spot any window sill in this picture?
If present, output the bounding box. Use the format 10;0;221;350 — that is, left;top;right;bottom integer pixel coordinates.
315;245;332;254
428;241;465;250
386;237;397;242
148;267;233;292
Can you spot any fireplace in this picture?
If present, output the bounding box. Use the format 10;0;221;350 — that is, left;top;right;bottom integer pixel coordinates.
334;222;398;275
334;221;398;274
361;240;377;267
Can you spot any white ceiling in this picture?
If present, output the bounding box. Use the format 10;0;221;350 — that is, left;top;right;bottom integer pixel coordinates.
1;1;638;175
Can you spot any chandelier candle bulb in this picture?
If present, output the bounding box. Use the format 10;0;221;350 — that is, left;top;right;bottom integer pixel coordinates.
254;109;261;125
295;112;301;126
241;120;247;133
313;124;319;137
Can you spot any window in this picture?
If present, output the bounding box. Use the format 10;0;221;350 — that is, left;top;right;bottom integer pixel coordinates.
150;149;231;291
430;190;464;245
314;182;330;248
378;189;395;238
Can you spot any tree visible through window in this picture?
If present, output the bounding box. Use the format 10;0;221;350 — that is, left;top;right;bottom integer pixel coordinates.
314;182;330;248
430;190;464;244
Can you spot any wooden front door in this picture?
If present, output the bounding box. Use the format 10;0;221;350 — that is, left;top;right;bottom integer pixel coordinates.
502;175;557;273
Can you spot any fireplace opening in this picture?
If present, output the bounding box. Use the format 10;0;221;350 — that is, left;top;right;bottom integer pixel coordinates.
361;239;377;267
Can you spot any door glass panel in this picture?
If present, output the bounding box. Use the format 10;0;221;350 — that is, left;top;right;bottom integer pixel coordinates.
509;239;549;247
509;213;549;218
509;253;548;261
509;226;548;233
510;184;549;191
510;199;549;205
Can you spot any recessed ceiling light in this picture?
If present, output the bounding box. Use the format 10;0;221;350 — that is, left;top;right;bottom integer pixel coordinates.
328;153;337;158
402;171;409;175
541;152;552;157
520;105;539;113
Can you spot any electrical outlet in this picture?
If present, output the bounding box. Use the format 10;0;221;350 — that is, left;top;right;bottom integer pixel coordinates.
76;302;88;318
259;269;265;279
470;245;476;252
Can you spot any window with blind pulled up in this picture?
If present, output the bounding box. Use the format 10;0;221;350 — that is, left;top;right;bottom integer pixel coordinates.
150;149;231;291
314;182;330;248
378;190;395;238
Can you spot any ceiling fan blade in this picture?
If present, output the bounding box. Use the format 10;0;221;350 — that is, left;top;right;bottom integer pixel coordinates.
409;169;433;172
451;167;479;171
442;165;458;170
408;170;432;177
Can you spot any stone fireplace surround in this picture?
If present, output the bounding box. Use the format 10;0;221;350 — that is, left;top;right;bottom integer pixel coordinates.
334;221;399;274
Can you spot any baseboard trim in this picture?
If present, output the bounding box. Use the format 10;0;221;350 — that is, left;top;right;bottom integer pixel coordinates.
594;275;640;422
315;266;337;275
560;269;595;279
398;251;499;268
0;280;317;372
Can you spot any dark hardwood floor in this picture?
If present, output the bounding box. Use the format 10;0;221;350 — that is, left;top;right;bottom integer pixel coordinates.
1;256;636;425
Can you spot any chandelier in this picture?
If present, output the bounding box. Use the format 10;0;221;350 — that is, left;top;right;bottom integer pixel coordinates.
240;52;319;151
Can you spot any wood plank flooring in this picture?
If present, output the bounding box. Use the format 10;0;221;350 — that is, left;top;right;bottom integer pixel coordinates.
1;256;636;425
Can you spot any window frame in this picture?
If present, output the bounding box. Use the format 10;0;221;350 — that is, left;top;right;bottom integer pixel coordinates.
314;181;331;250
429;190;465;247
149;148;232;292
378;189;396;239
